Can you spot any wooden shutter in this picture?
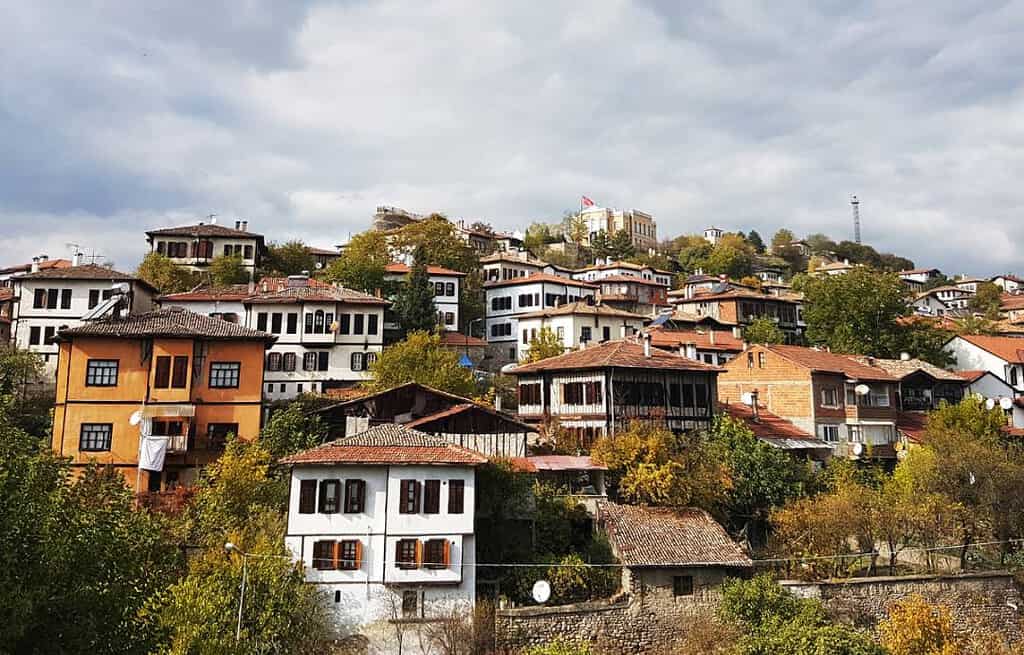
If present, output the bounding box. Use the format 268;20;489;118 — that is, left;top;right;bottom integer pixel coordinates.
319;479;340;513
443;540;451;567
318;351;329;371
415;540;422;567
448;479;464;514
394;540;402;566
424;480;440;514
332;541;341;570
154;356;171;388
313;540;333;570
298;479;316;514
354;540;363;570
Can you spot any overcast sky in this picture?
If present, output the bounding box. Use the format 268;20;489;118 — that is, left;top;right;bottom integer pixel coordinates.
3;1;1023;275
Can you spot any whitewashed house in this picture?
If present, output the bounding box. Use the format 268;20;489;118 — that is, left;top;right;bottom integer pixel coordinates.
480;251;571;284
897;268;941;293
9;261;157;375
953;370;1024;429
516;301;645;362
945;334;1024;395
992;275;1024;295
159;275;387;400
484;273;597;364
383;263;464;331
572;260;673;288
145;220;264;280
911;286;972;316
281;424;486;642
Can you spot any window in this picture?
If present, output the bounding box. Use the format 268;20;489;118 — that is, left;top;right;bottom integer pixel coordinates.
351;314;363;335
435;281;445;296
339;540;360;570
423;539;447;569
172;356;188;388
758;352;767;368
154;356;171;387
747;352;754;369
282;352;296;372
669;383;681;406
368;314;378;335
86;359;118;386
337;313;351;335
519;383;542;405
209;362;240;388
399;480;420;514
256;313;268;331
673;575;694;597
1010;367;1020;387
152;419;183;436
206;423;238;449
304;313;314;333
29;326;41;346
318;479;341;514
522;329;529;345
47;288;58;309
312;540;335;570
303;352;317;371
318;351;329;371
820;388;839;407
44;327;56;344
444;312;455;325
820;425;840;443
581;326;592;342
267;352;282;371
562;381;602;405
351;352;365;372
286;313;298;334
271;313;282;334
79;423;112;451
60;289;71;309
448;479;465;514
402;590;418;617
223;244;233;257
298;479;317;514
491;296;512;311
396;539;418;569
33;289;45;309
423;480;441;514
602;326;610;341
445;282;455;296
314;310;325;334
344;479;365;513
244;245;253;260
366;352;377;367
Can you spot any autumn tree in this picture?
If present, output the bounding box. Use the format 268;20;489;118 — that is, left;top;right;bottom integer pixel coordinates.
136;251;199;293
878;595;959;655
743;317;786;345
704;233;755;279
323;230;390;293
564;212;588;248
953;314;998;336
770;228;796;254
969;281;1004;319
209;253;250;285
262;240;315;276
675;235;714;274
521;327;565;363
260;400;327;461
366;330;477;397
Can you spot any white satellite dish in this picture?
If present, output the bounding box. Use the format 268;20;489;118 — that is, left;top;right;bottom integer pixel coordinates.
532;580;551;604
851;443;864;456
500;362;519;374
854;384;870;396
1000;397;1014;410
985;398;996;410
129;410;143;426
741;392;755;407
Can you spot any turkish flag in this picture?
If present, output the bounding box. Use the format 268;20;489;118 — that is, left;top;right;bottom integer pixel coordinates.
581;195;595;207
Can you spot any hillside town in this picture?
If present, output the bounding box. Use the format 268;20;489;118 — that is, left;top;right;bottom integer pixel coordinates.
4;200;1024;654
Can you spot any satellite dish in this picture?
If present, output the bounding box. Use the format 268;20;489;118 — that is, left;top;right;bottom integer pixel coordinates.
315;262;323;269
532;580;551;604
741;392;755;407
500;362;519;374
851;443;864;456
129;410;143;426
986;398;996;410
1000;397;1014;410
854;384;870;396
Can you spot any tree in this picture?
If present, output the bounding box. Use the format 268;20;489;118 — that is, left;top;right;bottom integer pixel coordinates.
770;229;796;254
366;331;477;397
564;212;588;248
676;235;714;274
969;281;1004;319
524;223;555;253
591;422;730;510
607;230;636;260
469;220;494;235
260;401;327;461
589;230;612;260
522;328;565;363
878;595;959;655
136;251;199;293
323;230;390;293
746;230;766;253
263;240;315;277
804;233;837;255
704;234;755;279
391;246;440;334
953;314;998;336
743;317;786;345
0;345;51;435
895;319;955;367
209;254;249;285
393;214;477;274
802;268;910;356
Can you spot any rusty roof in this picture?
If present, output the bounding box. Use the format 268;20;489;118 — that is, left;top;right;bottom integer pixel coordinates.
719;403;830;450
598;503;752;568
160;284;251;302
761;345;898;381
280;424;488;466
56;307;275;342
647;327;744;352
954;334;1024;364
483;273;598;290
509;339;722;375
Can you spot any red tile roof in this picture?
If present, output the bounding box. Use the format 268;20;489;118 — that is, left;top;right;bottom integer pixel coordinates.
439;332;487;347
146;222;263;239
598;503;752;568
897;412;928;444
0;258;73;275
280;424;488;466
956;334;1024;364
385;263;466;277
953;370;989;383
647;327;744;352
57;308;275;342
763;345;898;381
596;275;668;287
719;403;818;442
17;263;153;289
1000;294;1024;311
483;273;597;290
509;339;722;375
517;301;645;321
672;288;802;305
160;284;251;302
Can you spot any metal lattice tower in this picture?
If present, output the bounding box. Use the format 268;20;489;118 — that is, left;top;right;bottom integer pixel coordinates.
850;195;861;244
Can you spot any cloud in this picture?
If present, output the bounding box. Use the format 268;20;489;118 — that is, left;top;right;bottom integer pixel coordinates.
2;0;1024;275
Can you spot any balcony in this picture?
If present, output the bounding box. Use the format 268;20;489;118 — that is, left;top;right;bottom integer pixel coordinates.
163;434;189;453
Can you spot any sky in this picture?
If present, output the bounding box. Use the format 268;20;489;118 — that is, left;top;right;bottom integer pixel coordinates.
2;1;1024;275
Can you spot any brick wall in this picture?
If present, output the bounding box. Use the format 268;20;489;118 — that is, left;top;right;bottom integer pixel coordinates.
718;346;814;430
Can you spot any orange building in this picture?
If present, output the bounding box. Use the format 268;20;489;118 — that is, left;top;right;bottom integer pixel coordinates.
52;308;276;491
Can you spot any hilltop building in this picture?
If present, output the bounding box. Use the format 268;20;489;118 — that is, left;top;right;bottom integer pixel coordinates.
145;219;264;280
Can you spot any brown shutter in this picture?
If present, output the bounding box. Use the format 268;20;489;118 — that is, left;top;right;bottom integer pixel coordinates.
154;356;171;388
332;541;341;570
171;356;189;388
415;540;422;567
298;479;316;514
413;481;421;513
448;480;464;514
395;540;402;565
424;480;440;514
443;540;451;567
355;540;363;570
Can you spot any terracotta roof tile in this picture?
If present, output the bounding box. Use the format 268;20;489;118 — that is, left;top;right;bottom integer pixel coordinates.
953;369;988;382
846;356;964;382
245;279;387;305
1000;295;1024;311
517;301;645;321
509;339;722;375
483;273;597;290
280;424;488;466
897;412;928;444
439;332;487;347
57;307;275;341
719;402;826;445
146;222;263;239
956;335;1024;364
763;345;898;381
385;263;466;277
595;274;669;287
0;258;73;275
647;327;744;352
160;284;251;302
598;503;752;568
17;263;144;283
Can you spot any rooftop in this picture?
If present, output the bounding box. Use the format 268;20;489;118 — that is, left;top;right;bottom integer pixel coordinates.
57;307;275;342
280;424;488;466
509;339;721;375
145;222;264;239
847;355;965;382
598;503;752;568
647;327;745;352
596;274;669;287
0;258;72;276
484;273;597;290
438;332;488;348
719;403;831;451
954;334;1024;364
759;344;898;381
17;264;158;292
385;262;467;277
517;300;646;321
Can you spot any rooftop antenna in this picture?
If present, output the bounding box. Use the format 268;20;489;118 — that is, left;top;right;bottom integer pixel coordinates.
850;195;861;244
207;213;218;224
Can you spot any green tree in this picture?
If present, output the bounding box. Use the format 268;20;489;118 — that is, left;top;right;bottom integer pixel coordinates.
743;317;786;345
895;319;955;368
262;240;315;276
393;214;477;274
0;345;52;435
392;246;440;334
589;230;612;260
564;212;588;248
747;230;766;253
607;229;636;260
802;268;910;356
524;223;555;253
676;235;714;274
770;229;796;254
804;233;837;255
968;281;1004;319
209;254;250;285
522;327;565;363
953;314;998;336
366;330;477;396
260;401;327;461
323;230;390;293
704;234;755;279
136;251;200;293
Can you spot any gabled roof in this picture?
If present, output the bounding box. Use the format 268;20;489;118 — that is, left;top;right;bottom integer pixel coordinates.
279;424;488;466
403;403;537;434
719;403;831;451
439;332;487;348
483;273;597;290
160;284;251;302
0;258;72;276
576;261;673;275
760;345;897;381
1000;295;1024;311
647;327;744;352
517;301;645;321
846;356;964;382
509;339;721;375
899;268;941;276
385;262;467;277
952;334;1024;364
145;222;263;239
16;264;158;292
671;288;801;305
595;274;669;287
992;274;1024;284
244;283;387;305
56;308;275;342
598;503;752;568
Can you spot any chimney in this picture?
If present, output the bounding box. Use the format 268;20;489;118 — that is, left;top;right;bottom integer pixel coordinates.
235;220;241;230
31;256;40;273
39;254;48;262
620;325;629;339
642;332;651;358
495;393;503;412
210;215;217;224
72;251;82;266
900;352;911;361
241;221;248;232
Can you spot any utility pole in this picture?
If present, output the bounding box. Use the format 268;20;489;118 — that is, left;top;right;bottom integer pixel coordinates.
851;195;862;244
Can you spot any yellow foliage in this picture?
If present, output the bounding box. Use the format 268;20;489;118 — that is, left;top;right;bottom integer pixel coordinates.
878;595;960;655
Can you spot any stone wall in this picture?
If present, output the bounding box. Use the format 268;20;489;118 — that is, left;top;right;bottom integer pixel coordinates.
782;571;1023;643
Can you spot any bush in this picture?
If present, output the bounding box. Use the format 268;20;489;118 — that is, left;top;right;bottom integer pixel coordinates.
523;639;592;655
